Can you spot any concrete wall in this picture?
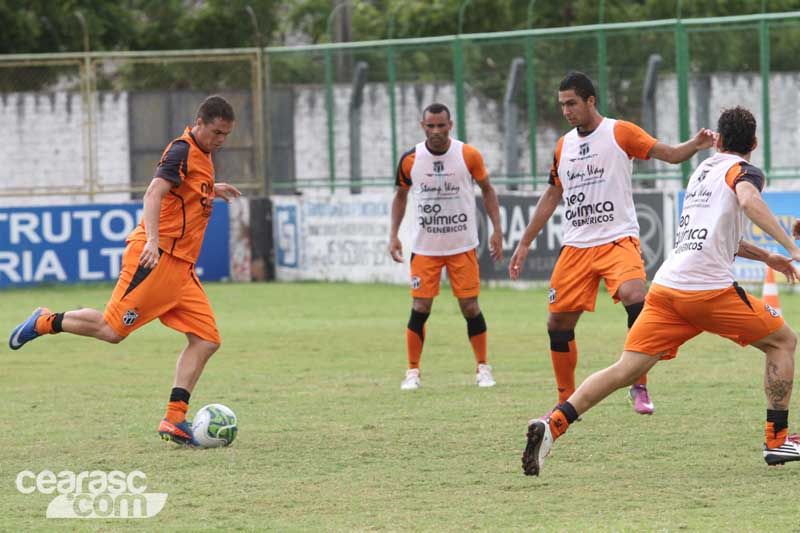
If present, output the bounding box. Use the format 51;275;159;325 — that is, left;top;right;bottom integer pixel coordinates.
0;92;130;206
3;72;799;207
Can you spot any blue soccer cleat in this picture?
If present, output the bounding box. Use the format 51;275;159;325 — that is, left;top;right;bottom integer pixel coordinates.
9;307;49;351
158;418;198;446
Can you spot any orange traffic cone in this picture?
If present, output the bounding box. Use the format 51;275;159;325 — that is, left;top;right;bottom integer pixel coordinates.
762;267;781;316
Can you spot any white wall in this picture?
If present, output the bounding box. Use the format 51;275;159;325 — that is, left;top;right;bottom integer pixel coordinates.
0;91;130;206
3;73;799;206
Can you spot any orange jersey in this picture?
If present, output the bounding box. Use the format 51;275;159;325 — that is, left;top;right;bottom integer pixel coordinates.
128;127;215;264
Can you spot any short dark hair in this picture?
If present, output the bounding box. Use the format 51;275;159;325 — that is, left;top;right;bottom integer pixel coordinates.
559;71;596;101
422;103;451;119
717;106;756;155
196;95;235;124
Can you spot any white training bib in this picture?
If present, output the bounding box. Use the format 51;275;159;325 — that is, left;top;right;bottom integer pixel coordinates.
557;118;639;247
408;140;480;256
654;153;748;290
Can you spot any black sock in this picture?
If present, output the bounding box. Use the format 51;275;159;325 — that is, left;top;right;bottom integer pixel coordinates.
52;312;65;333
466;312;487;337
407;309;430;341
170;387;191;404
557;401;580;424
767;409;788;434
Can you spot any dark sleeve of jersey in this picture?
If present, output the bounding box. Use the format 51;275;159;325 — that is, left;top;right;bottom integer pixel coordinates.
547;152;559;186
734;162;766;192
395;148;415;188
154;140;190;186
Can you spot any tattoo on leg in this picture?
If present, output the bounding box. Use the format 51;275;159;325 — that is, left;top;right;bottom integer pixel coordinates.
766;360;793;409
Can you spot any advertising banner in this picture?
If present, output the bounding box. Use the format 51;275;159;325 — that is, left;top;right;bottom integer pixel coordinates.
476;191;670;281
272;193;408;283
0;201;230;288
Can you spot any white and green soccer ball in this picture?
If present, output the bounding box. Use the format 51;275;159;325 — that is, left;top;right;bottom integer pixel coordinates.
192;404;238;448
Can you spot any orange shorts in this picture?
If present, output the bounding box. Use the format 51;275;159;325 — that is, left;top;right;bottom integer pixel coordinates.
624;282;784;359
410;249;480;299
548;237;646;313
103;240;221;343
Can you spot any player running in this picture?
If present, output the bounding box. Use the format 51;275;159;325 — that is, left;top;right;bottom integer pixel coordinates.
522;106;800;476
9;95;241;446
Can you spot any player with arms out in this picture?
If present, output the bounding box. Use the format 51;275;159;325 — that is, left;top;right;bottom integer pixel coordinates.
389;103;503;390
9;95;241;446
523;106;800;476
509;71;714;415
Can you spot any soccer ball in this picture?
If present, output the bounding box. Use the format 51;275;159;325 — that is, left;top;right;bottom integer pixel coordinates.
191;404;238;448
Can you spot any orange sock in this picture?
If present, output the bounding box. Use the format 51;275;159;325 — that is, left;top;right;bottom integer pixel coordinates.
407;309;429;370
35;309;61;335
164;401;188;424
766;420;788;449
469;331;487;366
634;373;647;387
548;410;570;440
549;330;577;404
406;327;425;369
466;313;488;366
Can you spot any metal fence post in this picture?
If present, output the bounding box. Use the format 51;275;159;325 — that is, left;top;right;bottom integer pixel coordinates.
387;45;398;180
454;0;472;142
675;10;691;185
596;0;608;115
246;6;268;196
75;11;96;201
525;0;539;184
453;39;467;142
760;14;772;179
324;50;336;192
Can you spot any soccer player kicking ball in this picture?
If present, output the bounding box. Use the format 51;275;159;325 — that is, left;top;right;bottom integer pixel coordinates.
523;107;800;476
9;95;241;446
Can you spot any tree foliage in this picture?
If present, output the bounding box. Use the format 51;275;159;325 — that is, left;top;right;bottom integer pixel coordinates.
3;0;800;102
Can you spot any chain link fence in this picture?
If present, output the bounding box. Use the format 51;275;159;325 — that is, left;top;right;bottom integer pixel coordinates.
2;11;800;202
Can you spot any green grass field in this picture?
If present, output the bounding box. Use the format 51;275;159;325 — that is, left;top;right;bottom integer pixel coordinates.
2;282;800;531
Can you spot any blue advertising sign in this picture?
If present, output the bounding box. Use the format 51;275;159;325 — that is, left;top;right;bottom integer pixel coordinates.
676;191;798;281
0;201;230;288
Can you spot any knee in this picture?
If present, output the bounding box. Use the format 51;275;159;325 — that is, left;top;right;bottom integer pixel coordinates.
204;341;221;357
611;360;642;387
106;335;125;344
771;326;797;354
459;299;480;318
100;324;125;344
617;280;647;305
547;315;570;331
784;328;797;354
412;299;433;314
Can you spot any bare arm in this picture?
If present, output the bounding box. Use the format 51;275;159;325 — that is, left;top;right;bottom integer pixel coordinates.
389;187;409;263
508;183;563;279
476;178;504;262
648;128;715;164
139;177;172;269
736;181;800;261
737;240;800;284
